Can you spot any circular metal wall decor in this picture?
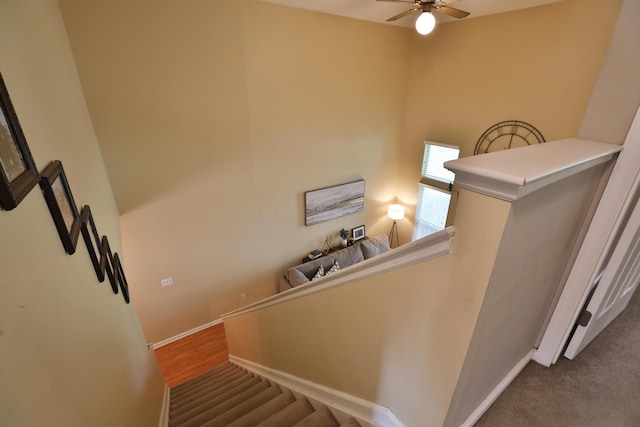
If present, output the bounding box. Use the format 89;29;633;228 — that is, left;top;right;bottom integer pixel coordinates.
474;120;545;155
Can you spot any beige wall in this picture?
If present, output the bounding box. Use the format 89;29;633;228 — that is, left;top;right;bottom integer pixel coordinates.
395;0;623;241
579;0;640;144
225;189;512;426
0;1;164;426
57;0;622;344
224;152;616;426
444;163;611;426
59;0;412;342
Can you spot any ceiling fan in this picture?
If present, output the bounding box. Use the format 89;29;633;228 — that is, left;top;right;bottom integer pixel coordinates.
377;0;470;35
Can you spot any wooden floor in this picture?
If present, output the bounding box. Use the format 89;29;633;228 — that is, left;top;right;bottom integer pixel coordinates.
154;322;229;388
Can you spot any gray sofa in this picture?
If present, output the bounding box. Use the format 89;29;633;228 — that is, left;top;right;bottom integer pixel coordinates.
279;234;390;292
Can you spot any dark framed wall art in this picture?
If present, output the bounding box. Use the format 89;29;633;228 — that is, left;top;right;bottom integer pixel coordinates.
1;73;132;305
39;160;82;255
101;236;118;295
113;253;130;304
0;72;39;210
80;205;105;282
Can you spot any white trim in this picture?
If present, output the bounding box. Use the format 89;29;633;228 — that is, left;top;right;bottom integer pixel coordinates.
459;349;535;427
220;227;455;320
535;107;640;366
445;139;621;202
157;384;170;427
424;140;460;150
150;318;224;350
229;354;404;427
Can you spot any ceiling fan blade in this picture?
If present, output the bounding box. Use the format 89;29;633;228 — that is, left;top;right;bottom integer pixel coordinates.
435;5;470;18
386;7;421;22
376;0;416;3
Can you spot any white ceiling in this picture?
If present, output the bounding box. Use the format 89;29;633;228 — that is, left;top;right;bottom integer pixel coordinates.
258;0;563;28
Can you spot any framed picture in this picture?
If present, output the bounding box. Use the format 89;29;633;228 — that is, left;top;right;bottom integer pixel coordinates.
80;205;105;282
0;72;39;210
113;253;130;304
101;236;118;295
352;225;365;242
39;160;82;255
305;180;365;226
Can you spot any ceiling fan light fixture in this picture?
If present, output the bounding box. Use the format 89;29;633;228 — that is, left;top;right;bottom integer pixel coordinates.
415;11;436;35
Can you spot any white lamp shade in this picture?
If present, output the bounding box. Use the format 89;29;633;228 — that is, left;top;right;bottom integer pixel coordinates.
388;204;405;220
415;12;436;35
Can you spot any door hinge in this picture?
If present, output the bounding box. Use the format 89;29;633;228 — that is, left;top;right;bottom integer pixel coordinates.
577;309;592;327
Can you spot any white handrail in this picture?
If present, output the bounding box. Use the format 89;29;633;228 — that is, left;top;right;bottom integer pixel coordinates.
220;226;456;320
445;138;621;201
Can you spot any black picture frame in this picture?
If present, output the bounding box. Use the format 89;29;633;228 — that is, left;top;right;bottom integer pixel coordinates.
39;160;82;255
101;236;118;295
80;205;105;282
113;253;130;304
352;225;365;242
0;72;39;210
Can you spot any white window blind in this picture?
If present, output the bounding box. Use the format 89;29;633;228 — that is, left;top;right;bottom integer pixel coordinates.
421;143;459;183
412;184;452;240
413;142;460;241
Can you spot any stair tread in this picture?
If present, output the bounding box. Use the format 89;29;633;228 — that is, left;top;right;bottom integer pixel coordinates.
171;368;250;405
170;374;261;419
225;389;297;427
293;405;340;427
169;364;362;427
170;379;271;427
201;384;283;427
171;362;234;392
171;365;247;402
171;370;248;401
255;396;315;427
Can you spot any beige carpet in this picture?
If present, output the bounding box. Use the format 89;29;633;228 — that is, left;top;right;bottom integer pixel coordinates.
168;362;361;427
476;287;640;426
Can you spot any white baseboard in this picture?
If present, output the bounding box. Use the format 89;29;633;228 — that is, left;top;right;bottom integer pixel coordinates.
150;318;223;350
459;349;535;427
158;384;170;427
229;354;404;427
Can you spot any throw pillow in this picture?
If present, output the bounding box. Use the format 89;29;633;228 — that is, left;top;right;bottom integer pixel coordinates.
311;265;325;281
361;234;391;259
325;261;340;276
333;243;364;267
287;268;310;287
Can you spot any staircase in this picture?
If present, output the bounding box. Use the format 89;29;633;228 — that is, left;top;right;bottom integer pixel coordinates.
169;362;363;427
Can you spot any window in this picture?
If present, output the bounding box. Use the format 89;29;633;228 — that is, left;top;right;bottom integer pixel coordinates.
412;142;460;241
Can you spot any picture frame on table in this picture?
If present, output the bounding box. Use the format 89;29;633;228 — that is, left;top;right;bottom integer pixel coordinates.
101;236;118;295
80;205;105;282
39;160;82;255
113;253;130;304
352;225;365;242
0;72;39;210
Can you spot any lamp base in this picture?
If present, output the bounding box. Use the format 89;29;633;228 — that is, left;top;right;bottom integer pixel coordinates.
389;221;400;248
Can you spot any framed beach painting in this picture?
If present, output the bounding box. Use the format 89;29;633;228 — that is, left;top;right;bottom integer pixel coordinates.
305;180;365;226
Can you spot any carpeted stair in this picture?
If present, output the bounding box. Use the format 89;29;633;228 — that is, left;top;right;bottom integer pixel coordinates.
169;362;362;427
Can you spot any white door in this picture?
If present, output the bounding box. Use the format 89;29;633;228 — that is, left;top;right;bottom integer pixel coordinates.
534;106;640;366
564;196;640;358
